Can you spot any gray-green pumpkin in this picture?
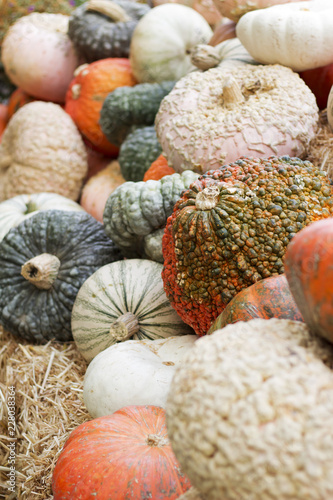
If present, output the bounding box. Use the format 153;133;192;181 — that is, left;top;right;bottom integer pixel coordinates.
99;80;175;147
103;169;199;261
68;0;150;63
0;210;123;343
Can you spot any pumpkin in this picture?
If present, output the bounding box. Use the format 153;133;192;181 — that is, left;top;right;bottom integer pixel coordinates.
166;318;333;500
0;101;88;202
99;80;175;147
143;154;176;181
2;13;79;103
236;0;333;72
72;259;194;362
129;4;213;83
83;335;197;417
80;160;126;222
327;86;333;132
103;170;199;261
52;405;192;500
0;103;8;140
0;192;84;242
68;0;150;63
208;18;236;46
0;210;122;343
152;0;222;26
118;125;162;181
7;88;37;119
65;58;137;156
155;64;318;174
162;156;333;336
211;0;307;22
208;274;303;334
284;218;333;345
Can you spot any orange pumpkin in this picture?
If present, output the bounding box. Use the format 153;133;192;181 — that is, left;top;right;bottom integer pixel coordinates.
52;405;192;500
7;88;37;120
65;58;137;157
143;154;176;181
208;274;303;334
284;218;333;344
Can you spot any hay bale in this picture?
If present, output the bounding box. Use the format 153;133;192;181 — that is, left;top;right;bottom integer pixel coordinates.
0;327;90;499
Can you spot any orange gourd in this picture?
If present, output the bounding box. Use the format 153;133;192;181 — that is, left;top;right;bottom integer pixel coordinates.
143;154;176;181
52;405;192;500
65;58;137;157
7;88;37;120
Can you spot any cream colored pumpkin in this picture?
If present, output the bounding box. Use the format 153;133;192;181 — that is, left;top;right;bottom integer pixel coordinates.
0;101;88;201
83;335;197;417
211;0;307;22
155;64;318;174
129;4;213;83
236;0;333;72
2;13;79;103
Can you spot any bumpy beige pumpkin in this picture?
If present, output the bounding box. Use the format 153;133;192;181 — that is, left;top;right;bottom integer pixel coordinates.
155;64;319;174
0;101;88;201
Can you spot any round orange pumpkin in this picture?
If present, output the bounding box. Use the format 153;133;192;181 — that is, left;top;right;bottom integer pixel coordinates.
65;58;137;157
52;405;192;500
7;88;37;120
143;154;176;181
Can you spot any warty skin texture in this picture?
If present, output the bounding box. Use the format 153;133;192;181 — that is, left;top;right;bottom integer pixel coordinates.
166;318;333;500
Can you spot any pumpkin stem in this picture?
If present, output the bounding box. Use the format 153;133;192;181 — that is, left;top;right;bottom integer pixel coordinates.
191;44;221;71
21;253;60;290
222;77;245;108
86;0;131;22
146;434;169;447
110;312;139;342
195;185;220;210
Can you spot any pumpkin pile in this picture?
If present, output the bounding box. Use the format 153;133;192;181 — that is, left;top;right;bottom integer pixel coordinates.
1;0;333;498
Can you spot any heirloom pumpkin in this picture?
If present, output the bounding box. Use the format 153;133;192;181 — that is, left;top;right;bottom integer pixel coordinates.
129;4;213;83
72;259;194;362
83;335;197;417
0;101;88;202
155;64;319;174
0;192;83;242
211;0;306;22
208;274;303;333
236;0;333;72
0;210;122;343
65;58;137;156
162;156;333;336
52;405;192;500
68;0;150;63
103;170;199;261
2;13;79;103
284;218;333;345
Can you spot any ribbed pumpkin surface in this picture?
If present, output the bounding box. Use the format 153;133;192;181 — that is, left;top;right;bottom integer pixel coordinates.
52;405;191;500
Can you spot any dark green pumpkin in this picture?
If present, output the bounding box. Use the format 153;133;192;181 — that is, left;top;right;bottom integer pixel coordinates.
68;0;150;63
0;210;123;343
118;125;162;182
99;81;175;146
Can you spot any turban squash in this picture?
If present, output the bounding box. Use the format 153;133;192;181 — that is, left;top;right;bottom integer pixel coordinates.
162;156;333;336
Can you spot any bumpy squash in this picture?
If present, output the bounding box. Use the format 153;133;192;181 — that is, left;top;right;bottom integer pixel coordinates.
100;80;175;147
72;259;194;362
52;405;192;500
162;156;333;336
103;170;199;261
0;210;122;343
208;274;303;333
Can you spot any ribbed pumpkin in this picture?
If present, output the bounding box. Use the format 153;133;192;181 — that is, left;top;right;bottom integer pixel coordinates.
72;259;193;362
65;58;137;156
143;154;176;181
162;156;333;336
52;405;192;500
208;274;303;333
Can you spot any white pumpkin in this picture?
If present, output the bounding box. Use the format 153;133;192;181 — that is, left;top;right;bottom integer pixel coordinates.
83;335;197;417
236;0;333;72
71;259;194;362
129;4;213;83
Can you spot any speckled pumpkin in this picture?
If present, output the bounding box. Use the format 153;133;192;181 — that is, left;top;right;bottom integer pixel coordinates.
162;156;333;336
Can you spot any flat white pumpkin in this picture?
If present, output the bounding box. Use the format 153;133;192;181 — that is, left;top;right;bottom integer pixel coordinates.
71;259;194;362
236;0;333;72
83;335;197;417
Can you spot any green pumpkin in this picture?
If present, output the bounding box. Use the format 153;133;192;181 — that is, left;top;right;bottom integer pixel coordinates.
68;0;150;63
103;170;199;261
100;80;175;147
0;209;123;343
